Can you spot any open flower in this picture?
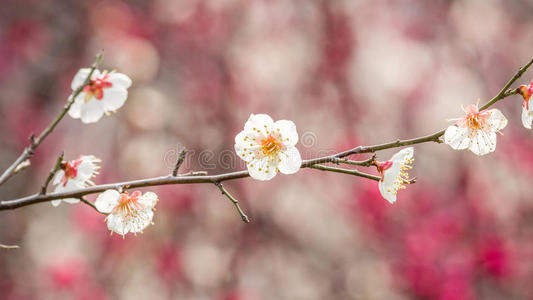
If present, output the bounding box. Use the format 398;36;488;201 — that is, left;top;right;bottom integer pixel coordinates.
444;103;507;156
68;68;132;123
518;81;533;129
375;147;414;204
95;190;158;237
235;114;302;181
51;155;100;206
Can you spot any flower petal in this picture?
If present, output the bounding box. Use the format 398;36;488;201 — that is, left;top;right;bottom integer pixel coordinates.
106;214;129;235
244;114;274;136
138;192;158;210
108;72;132;89
53;170;65;185
68;95;84;119
101;87;128;112
378;180;397;204
80;99;105;123
486;109;508;131
71;68;97;90
95;190;120;213
247;157;277;181
234;131;260;163
469;131;496;156
278;147;302;175
444;126;470;150
390;147;413;163
273;120;299;147
522;107;533;129
77;158;98;181
63;198;80;204
127;209;153;233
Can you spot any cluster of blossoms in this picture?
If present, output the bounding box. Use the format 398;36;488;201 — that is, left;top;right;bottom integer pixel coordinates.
234;83;533;202
49;68;158;237
46;63;533;229
233;113;415;203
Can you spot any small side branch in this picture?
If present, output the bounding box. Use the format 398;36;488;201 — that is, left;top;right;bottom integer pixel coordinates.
79;197;101;214
172;149;187;176
333;154;376;167
40;152;64;195
213;181;250;223
309;165;381;182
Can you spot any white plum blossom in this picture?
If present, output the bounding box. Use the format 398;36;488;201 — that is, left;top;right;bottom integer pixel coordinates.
51;155;101;207
68;68;132;123
444;103;507;156
375;147;414;204
235;114;302;181
95;190;158;237
518;81;533;129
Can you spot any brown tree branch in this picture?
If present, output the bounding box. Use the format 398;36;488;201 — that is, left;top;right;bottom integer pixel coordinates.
0;53;103;186
0;57;530;215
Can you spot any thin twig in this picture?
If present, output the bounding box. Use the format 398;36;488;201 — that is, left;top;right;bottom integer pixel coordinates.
0;58;531;210
333;154;376;167
172;149;187;176
0;52;103;186
0;244;19;249
40;152;64;195
213;182;249;223
79;197;101;214
309;165;381;181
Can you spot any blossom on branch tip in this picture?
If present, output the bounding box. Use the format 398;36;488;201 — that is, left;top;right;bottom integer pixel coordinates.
95;190;158;237
518;81;533;129
444;102;507;156
235;114;302;181
376;147;414;204
51;155;101;207
68;68;132;123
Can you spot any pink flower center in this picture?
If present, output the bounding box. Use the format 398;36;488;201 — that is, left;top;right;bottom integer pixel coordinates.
83;74;112;102
457;104;490;130
260;133;284;156
375;160;393;181
519;85;533;110
112;191;144;217
60;158;82;186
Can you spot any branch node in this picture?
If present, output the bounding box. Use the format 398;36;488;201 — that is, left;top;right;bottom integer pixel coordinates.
172;149;187;176
13;160;30;174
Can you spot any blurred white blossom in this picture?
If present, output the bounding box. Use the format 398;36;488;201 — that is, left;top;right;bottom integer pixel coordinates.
68;68;132;123
52;155;100;206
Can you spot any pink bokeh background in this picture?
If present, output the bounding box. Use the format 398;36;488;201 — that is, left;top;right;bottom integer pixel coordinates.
2;0;533;299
